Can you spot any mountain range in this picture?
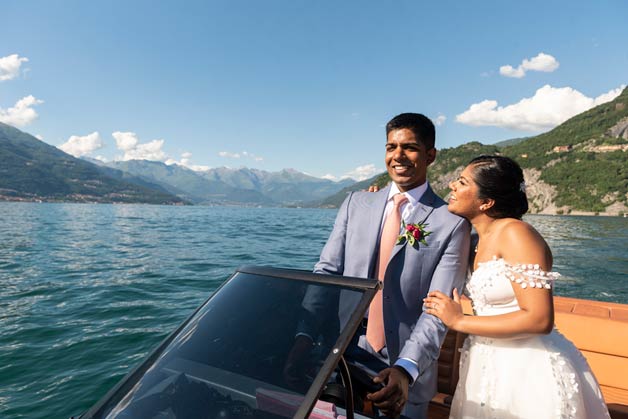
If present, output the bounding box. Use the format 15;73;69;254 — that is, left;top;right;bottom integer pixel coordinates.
0;123;185;204
0;123;355;205
1;85;626;214
102;160;355;206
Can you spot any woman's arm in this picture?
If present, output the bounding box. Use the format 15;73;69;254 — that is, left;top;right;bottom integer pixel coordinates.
424;220;556;338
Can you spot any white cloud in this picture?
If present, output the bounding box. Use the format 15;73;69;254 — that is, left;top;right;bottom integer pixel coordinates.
456;84;626;132
242;151;263;161
523;53;560;72
189;164;211;171
112;131;167;161
500;52;559;78
0;95;44;127
434;114;446;126
219;151;240;158
112;131;139;151
0;54;29;81
321;174;337;181
342;164;381;181
165;151;211;171
593;87;624;105
58;132;103;157
35;134;44;140
124;139;166;161
218;150;263;161
499;65;525;79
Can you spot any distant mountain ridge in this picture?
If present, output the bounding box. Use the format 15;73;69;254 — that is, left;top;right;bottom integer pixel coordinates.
0;123;185;204
0;121;356;206
202;167;355;205
104;160;272;205
105;161;355;206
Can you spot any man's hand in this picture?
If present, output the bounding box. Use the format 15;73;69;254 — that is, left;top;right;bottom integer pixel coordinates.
366;366;410;418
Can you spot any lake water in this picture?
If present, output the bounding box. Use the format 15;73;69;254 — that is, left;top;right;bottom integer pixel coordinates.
1;202;626;418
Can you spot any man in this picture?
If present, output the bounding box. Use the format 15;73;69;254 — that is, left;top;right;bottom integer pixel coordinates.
313;113;470;418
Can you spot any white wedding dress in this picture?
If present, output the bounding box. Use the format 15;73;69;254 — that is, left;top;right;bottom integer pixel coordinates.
449;258;610;419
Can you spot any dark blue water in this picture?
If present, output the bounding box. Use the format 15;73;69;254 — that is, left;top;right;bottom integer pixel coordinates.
0;202;626;418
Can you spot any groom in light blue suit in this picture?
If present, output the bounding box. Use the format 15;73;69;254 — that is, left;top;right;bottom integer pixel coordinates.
314;113;470;418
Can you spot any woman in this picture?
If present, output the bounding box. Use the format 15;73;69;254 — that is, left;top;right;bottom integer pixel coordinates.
424;155;610;419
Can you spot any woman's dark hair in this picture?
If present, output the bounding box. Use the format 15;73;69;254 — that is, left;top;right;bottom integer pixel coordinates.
468;155;529;219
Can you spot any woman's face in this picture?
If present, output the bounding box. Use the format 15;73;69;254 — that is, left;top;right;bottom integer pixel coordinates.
448;164;484;218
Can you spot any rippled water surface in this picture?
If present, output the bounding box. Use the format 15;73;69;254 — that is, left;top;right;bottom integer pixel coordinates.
0;203;626;418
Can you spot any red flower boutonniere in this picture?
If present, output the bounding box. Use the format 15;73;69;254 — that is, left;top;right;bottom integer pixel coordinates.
397;220;431;247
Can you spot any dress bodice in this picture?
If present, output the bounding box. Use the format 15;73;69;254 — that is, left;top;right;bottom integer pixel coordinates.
466;257;558;316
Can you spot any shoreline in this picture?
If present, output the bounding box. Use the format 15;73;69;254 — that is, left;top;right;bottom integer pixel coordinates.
2;198;628;216
531;210;627;217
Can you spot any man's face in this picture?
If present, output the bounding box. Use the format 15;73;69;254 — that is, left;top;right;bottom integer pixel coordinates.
385;128;436;192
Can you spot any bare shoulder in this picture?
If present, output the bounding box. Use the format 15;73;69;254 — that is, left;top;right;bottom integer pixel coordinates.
494;219;552;270
496;219;542;241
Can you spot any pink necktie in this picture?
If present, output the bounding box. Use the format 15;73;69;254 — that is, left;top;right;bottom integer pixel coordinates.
366;193;408;352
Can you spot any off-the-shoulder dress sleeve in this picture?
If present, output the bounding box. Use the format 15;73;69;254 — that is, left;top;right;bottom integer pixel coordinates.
503;261;561;289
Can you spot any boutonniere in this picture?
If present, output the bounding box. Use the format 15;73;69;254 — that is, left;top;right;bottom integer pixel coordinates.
397;220;431;247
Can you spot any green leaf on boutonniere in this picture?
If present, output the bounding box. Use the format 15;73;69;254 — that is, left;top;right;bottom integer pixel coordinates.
397;220;432;247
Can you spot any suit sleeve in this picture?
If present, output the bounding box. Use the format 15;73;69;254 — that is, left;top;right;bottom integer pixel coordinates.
313;192;353;276
398;217;471;375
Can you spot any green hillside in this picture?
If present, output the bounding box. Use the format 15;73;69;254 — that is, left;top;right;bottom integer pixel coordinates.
501;87;628;212
321;87;628;214
317;175;381;208
0;123;186;204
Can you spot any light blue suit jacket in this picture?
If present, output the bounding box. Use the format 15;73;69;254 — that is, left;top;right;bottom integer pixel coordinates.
313;184;470;403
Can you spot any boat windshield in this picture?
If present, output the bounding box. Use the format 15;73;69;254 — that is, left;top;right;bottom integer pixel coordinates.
82;267;377;419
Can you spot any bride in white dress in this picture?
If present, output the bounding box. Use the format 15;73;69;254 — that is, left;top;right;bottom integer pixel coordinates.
424;155;610;419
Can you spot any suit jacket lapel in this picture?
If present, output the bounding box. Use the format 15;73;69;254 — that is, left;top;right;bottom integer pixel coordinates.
366;185;390;278
389;185;438;260
409;185;438;225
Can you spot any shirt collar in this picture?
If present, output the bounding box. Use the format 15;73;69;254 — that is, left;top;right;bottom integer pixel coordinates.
388;181;428;206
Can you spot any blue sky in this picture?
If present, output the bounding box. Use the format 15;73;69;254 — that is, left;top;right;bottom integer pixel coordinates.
1;0;627;181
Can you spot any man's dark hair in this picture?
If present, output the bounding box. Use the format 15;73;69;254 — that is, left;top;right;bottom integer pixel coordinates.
385;113;436;150
468;155;529;219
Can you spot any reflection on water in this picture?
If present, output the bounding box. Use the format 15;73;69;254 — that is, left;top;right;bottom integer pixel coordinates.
525;214;628;303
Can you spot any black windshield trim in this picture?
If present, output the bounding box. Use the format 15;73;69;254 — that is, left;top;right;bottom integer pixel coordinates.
237;266;379;290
